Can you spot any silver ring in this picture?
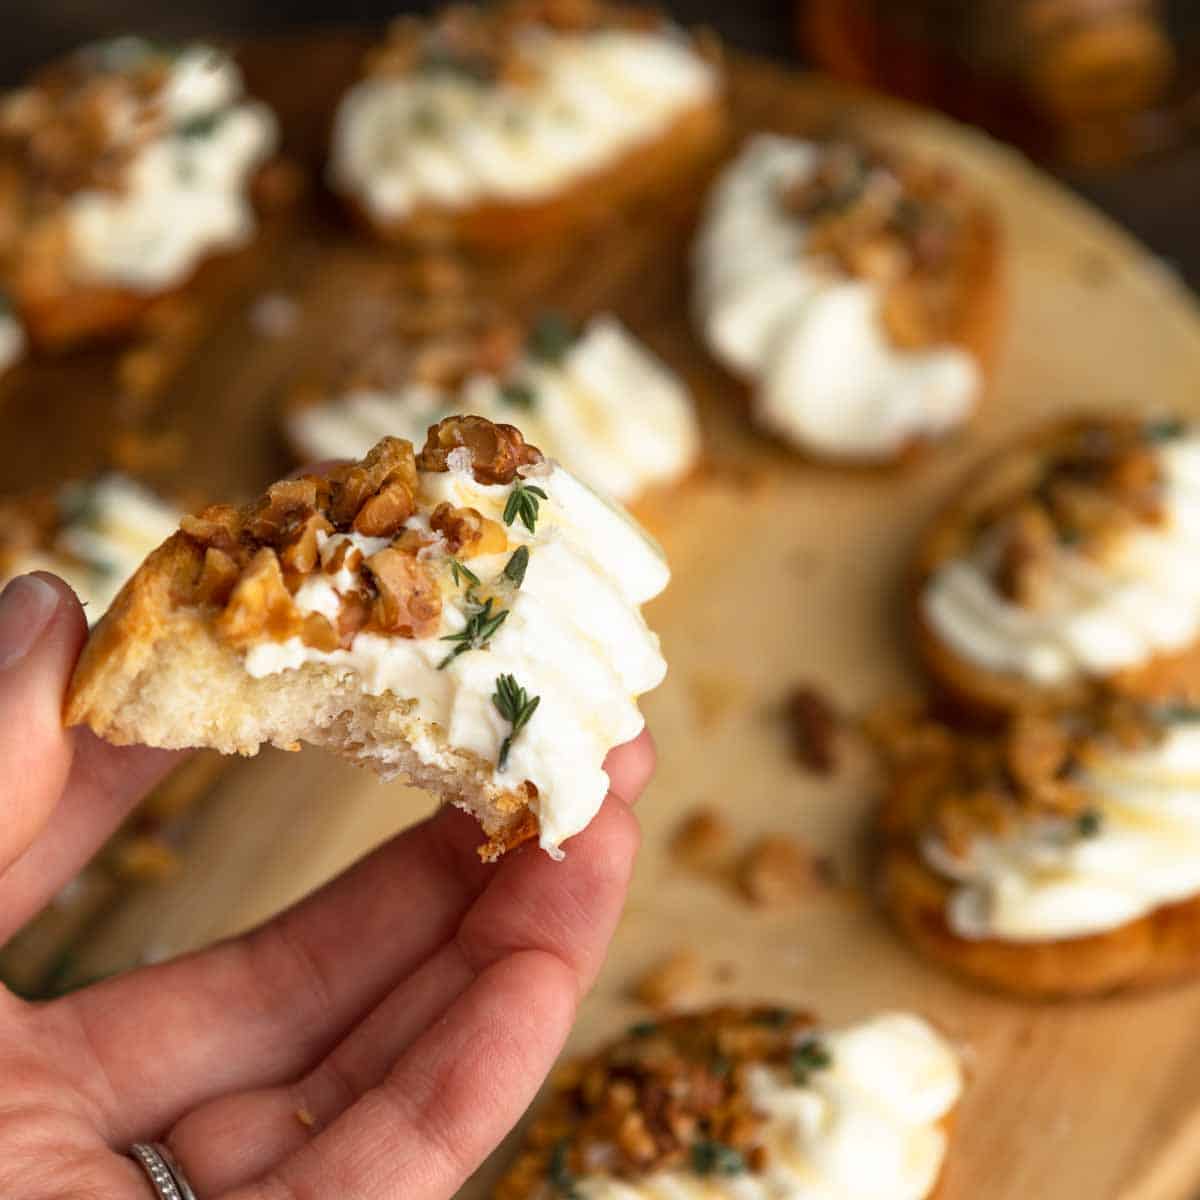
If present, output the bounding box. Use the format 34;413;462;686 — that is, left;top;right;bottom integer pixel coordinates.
129;1142;198;1200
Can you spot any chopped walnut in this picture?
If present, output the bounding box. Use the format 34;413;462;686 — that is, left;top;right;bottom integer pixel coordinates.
352;479;416;538
633;949;703;1010
246;479;322;544
670;807;733;870
430;502;508;557
418;415;543;485
215;548;301;648
364;546;442;638
737;835;822;908
181;505;243;554
194;546;241;608
784;685;839;775
279;512;333;575
329;436;418;528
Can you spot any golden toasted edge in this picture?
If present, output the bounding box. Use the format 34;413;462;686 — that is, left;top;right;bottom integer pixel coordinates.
63;532;204;737
344;96;728;249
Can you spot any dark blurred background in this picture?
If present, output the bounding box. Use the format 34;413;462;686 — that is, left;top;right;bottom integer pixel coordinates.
1;0;1197;288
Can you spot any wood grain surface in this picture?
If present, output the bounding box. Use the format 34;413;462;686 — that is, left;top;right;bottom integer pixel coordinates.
5;37;1200;1200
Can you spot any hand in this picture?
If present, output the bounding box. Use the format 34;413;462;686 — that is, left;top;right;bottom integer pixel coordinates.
0;572;652;1199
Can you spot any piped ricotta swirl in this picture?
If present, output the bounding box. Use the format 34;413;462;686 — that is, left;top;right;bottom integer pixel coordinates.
924;435;1200;688
331;28;717;222
64;42;278;291
693;135;980;459
924;723;1200;942
242;455;668;856
573;1014;961;1200
288;316;700;505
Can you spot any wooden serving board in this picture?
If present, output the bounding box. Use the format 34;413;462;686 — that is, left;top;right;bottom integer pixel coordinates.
6;37;1200;1199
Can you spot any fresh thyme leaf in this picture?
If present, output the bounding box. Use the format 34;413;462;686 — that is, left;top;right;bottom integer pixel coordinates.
438;596;508;669
628;1020;659;1038
419;47;493;83
1155;704;1200;725
493;673;540;770
691;1140;746;1176
448;557;481;590
548;1140;581;1200
527;311;576;365
709;1053;732;1079
499;379;537;409
57;483;100;527
1076;809;1103;838
503;545;530;588
1144;417;1187;444
790;1037;833;1085
177;110;224;139
502;480;549;534
410;103;442;135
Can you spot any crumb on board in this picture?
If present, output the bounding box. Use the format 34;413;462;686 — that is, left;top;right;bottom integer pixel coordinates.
784;684;839;775
633;949;703;1010
669;806;734;869
688;670;746;731
737;835;825;908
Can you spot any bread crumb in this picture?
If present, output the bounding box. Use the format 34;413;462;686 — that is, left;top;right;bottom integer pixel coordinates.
785;684;839;774
295;1105;316;1129
669;806;733;869
737;835;823;908
634;949;703;1010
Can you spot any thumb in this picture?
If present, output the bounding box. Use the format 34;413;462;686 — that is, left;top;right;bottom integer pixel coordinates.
0;572;87;875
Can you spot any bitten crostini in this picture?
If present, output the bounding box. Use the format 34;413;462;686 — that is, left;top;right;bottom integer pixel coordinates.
0;37;278;350
914;415;1200;716
693;134;1001;461
874;697;1200;999
496;1005;963;1200
329;0;726;248
66;417;669;861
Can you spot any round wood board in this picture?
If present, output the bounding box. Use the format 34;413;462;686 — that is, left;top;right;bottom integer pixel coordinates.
7;37;1200;1200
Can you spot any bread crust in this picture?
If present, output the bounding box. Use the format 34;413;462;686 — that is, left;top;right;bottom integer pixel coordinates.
910;414;1200;718
878;838;1200;1000
344;97;728;250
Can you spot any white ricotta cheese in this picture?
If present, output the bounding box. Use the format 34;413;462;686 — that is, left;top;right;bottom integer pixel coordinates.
693;134;980;460
924;723;1200;942
923;435;1200;687
574;1014;962;1200
65;44;277;291
287;316;700;505
330;28;716;221
242;458;669;856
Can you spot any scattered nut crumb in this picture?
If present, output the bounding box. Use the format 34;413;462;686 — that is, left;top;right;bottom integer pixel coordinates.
250;292;300;339
669;807;733;869
633;949;703;1010
785;685;839;775
688;670;745;730
737;835;823;908
295;1105;316;1129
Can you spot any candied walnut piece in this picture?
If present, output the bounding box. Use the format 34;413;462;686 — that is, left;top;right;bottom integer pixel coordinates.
737;835;822;908
216;548;301;648
994;503;1058;606
429;502;508;557
418;415;543;486
364;546;442;638
301;611;340;652
633;949;703;1010
330;437;419;528
352;479;416;538
279;512;333;575
785;685;839;775
194;546;241;608
181;505;243;555
1006;712;1071;790
245;479;321;544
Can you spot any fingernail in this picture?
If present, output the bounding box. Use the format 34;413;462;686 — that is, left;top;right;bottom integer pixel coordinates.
0;575;60;671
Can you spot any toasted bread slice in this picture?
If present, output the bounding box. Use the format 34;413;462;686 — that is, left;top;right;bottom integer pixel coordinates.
67;417;669;860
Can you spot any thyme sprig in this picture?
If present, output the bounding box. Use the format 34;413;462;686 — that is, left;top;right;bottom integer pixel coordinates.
790;1037;833;1086
499;379;537;409
503;545;530;588
527;311;577;364
1076;809;1103;838
438;596;508;669
690;1139;746;1176
448;557;481;590
493;673;540;770
503;480;548;534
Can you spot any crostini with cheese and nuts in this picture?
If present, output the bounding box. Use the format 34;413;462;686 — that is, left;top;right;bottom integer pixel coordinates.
329;0;726;248
496;1005;962;1200
914;415;1200;716
693;135;1001;461
874;697;1200;999
0;37;279;350
66;417;669;860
